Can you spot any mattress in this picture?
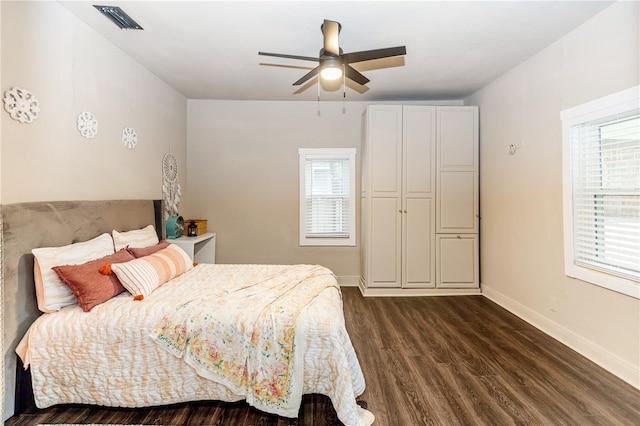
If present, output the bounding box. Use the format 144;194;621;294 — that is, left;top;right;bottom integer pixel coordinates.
20;264;374;426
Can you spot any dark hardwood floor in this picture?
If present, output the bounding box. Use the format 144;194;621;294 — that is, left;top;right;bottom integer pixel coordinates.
7;288;640;425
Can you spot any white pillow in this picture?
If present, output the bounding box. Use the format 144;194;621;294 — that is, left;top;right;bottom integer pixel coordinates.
111;244;193;300
112;224;159;251
32;233;115;312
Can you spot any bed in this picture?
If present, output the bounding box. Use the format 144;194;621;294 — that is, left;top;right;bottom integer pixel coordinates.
2;200;373;425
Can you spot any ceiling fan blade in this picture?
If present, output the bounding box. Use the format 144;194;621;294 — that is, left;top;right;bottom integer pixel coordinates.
322;19;341;56
258;52;319;62
293;66;320;86
344;65;370;85
341;46;407;64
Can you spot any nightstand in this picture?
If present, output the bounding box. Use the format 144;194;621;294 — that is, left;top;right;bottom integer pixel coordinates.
171;232;216;263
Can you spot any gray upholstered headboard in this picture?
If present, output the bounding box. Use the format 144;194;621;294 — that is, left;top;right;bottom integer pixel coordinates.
1;199;162;420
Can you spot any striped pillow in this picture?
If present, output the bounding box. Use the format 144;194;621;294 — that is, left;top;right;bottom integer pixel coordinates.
110;244;193;300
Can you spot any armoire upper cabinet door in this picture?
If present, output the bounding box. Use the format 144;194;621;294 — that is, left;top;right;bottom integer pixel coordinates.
437;107;478;170
403;106;436;197
367;106;402;197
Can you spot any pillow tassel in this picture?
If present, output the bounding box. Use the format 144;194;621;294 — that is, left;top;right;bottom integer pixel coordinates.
99;264;112;275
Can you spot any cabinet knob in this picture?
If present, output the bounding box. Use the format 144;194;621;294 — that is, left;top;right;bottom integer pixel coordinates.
404;210;407;213
457;235;461;239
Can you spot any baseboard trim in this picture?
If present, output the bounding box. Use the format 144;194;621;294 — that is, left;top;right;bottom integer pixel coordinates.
337;276;361;287
482;283;639;390
357;279;481;297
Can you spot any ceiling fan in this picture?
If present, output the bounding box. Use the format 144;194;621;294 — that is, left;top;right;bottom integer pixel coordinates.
259;19;406;87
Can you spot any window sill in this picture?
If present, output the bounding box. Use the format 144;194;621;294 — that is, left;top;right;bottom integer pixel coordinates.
566;264;639;299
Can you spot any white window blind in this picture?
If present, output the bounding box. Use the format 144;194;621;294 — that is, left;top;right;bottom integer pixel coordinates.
299;148;356;246
571;112;640;280
562;86;640;298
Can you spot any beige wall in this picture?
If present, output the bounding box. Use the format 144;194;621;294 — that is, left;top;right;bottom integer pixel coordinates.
1;1;188;205
466;1;639;387
1;1;187;420
187;100;366;281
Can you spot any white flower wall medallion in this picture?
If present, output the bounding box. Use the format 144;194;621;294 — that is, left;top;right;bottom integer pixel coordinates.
122;126;138;149
3;87;40;123
77;111;98;139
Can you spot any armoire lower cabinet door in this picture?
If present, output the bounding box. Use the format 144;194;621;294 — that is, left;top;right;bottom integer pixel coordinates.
436;234;479;288
370;197;402;287
403;198;435;288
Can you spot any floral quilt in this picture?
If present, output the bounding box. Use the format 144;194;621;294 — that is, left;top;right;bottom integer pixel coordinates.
150;264;340;417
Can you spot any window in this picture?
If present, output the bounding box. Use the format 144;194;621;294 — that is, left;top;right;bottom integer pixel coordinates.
561;86;640;298
299;148;356;246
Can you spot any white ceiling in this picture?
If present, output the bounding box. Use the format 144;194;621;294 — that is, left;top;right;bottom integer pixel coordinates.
58;1;614;102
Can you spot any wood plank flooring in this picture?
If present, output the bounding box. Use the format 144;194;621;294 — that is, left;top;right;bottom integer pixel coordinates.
7;288;640;425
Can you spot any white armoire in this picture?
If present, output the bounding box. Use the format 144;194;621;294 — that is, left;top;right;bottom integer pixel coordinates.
360;105;479;296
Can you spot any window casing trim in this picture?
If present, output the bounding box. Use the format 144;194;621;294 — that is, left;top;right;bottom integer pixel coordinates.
298;148;356;246
561;86;640;299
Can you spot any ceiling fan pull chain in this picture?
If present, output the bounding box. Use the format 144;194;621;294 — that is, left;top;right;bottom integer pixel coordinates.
317;80;321;116
343;64;346;99
342;64;347;113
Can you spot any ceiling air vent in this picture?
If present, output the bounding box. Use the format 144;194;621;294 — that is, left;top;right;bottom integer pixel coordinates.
93;5;143;30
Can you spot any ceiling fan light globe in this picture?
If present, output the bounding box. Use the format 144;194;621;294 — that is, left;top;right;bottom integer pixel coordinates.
321;66;343;80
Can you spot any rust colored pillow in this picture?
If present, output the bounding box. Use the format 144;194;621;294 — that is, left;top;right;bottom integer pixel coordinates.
53;249;135;312
127;240;170;258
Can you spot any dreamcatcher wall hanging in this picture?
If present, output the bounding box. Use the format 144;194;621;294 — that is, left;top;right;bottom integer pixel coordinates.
162;152;183;238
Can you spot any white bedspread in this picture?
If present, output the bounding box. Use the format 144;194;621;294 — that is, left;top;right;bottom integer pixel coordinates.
21;264;374;426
